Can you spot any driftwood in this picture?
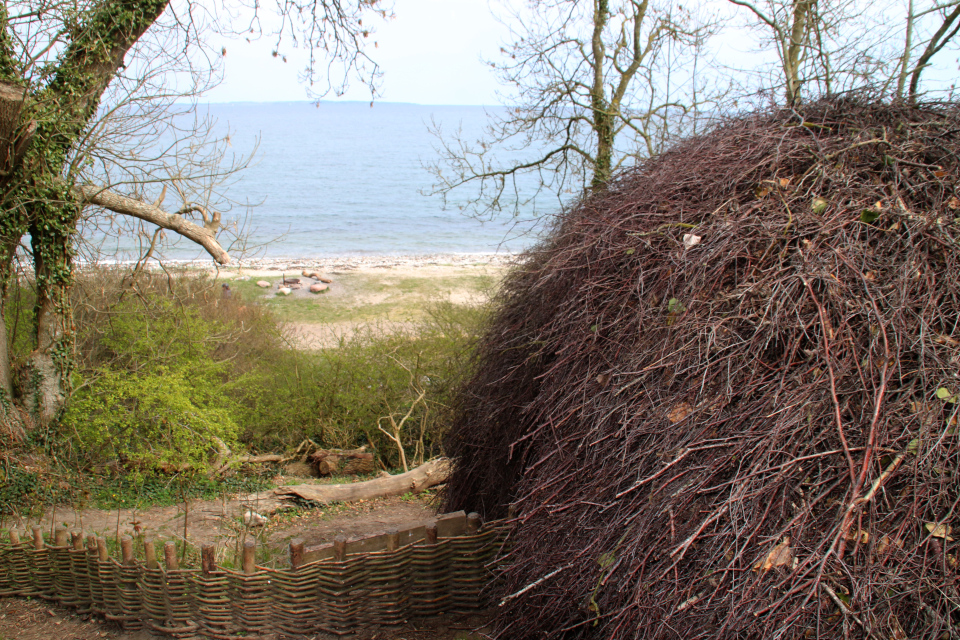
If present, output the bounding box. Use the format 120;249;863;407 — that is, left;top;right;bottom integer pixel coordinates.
309;447;375;476
273;458;449;505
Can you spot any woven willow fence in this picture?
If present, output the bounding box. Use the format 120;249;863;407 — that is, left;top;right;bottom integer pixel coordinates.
0;511;507;638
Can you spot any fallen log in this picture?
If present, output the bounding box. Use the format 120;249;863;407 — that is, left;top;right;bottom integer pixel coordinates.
309;447;375;476
273;458;449;505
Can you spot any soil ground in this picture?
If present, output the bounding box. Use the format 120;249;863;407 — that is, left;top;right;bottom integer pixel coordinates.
0;596;492;640
33;490;440;568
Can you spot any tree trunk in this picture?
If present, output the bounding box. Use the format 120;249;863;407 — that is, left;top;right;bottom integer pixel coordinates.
592;111;615;190
23;196;78;426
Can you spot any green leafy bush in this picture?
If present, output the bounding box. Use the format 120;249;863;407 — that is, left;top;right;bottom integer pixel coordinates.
56;268;484;473
62;365;238;472
232;302;485;466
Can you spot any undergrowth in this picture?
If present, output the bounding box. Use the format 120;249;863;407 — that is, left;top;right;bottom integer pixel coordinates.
0;266;486;517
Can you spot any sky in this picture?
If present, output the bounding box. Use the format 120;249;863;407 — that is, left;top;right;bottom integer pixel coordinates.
201;0;959;106
206;0;510;105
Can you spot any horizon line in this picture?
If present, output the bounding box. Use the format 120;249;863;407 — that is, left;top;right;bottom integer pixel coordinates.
194;99;507;108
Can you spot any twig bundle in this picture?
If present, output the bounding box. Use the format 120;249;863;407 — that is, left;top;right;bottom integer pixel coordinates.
444;99;960;639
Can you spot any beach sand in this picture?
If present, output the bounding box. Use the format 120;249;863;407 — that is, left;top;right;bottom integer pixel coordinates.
206;254;516;349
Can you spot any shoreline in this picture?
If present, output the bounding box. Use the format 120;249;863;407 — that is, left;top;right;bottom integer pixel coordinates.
77;252;520;273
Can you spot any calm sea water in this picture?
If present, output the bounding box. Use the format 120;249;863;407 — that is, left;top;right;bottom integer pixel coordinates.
90;102;547;262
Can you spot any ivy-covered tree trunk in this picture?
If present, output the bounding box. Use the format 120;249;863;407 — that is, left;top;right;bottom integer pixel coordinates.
0;0;170;426
23;191;79;424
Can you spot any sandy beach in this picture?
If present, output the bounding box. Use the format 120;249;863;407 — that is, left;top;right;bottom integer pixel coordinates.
180;252;519;277
201;253;516;349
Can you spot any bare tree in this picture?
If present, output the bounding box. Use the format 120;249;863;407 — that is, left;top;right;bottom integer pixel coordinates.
728;0;960;105
725;0;900;105
0;0;387;429
427;0;723;219
896;0;960;100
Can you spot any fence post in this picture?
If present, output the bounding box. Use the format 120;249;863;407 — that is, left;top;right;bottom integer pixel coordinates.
164;542;179;571
201;544;216;574
144;540;158;570
120;536;134;565
425;521;438;545
116;536;142;630
31;526;43;551
386;529;400;552
333;535;347;562
466;512;481;534
289;539;304;570
86;535;104;615
242;540;256;574
30;525;53;600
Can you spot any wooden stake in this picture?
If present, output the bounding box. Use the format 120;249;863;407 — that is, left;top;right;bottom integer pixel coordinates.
426;521;438;544
120;536;134;565
86;536;97;555
54;526;68;547
289;539;304;570
144;540;158;569
71;531;83;551
31;525;43;550
163;542;179;571
333;535;347;562
467;512;482;534
96;537;108;562
386;529;400;552
201;544;216;574
242;540;256;574
8;530;19;546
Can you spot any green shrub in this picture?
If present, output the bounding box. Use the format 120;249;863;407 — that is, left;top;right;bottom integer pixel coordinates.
232;302;486;466
56;267;485;472
62;365;238;472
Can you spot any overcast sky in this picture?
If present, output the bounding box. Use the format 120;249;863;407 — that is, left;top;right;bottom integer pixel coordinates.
202;0;958;106
206;0;509;105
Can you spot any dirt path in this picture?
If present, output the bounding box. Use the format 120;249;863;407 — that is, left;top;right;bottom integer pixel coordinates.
0;592;491;640
27;492;440;568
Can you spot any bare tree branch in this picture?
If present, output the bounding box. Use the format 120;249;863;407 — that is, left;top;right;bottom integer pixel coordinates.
74;183;229;264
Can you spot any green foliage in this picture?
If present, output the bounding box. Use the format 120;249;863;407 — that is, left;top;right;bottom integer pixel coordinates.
59;269;262;473
62;365;238;472
59;268;484;474
88;473;272;511
0;464;64;519
233;301;485;466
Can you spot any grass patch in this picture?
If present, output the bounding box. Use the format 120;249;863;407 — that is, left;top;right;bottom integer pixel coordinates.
227;270;498;324
87;473;273;511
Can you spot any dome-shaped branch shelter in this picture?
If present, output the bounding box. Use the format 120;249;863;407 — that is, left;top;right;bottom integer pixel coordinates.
443;100;960;639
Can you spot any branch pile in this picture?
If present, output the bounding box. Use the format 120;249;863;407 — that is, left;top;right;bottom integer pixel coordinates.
443;99;960;639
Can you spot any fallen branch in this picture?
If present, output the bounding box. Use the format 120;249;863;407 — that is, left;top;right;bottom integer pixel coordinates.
273;458;450;504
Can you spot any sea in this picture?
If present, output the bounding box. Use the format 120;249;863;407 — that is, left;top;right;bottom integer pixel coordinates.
85;101;552;263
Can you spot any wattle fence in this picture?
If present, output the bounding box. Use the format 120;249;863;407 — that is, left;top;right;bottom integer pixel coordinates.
0;510;508;638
